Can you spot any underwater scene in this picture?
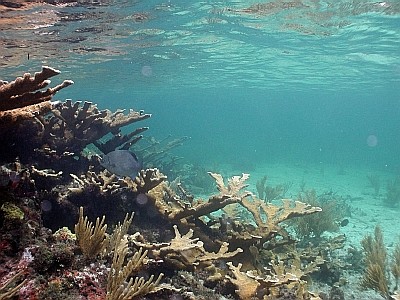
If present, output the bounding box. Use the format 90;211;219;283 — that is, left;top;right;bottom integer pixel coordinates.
0;0;400;299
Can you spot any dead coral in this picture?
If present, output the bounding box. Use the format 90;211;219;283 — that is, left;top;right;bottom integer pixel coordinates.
0;66;73;130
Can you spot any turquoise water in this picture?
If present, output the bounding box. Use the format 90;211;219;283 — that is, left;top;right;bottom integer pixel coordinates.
1;0;399;172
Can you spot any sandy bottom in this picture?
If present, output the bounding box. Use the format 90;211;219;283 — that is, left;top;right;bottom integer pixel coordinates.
212;160;399;299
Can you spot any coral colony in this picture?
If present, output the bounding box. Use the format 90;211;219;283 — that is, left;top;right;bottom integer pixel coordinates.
0;67;399;300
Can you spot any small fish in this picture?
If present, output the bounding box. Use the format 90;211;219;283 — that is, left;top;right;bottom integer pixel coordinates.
339;218;349;227
100;150;142;179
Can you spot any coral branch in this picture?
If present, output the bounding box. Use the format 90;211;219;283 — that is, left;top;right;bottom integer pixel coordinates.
0;66;73;129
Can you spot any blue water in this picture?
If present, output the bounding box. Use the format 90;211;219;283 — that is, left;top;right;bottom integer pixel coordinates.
1;0;399;172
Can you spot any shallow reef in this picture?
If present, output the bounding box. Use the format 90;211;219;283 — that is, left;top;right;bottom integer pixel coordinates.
1;66;398;300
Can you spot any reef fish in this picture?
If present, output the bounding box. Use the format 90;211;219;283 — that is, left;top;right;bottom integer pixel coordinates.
100;150;141;179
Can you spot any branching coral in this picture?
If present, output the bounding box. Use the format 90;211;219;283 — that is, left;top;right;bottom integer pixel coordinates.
35;99;151;155
0;66;73;130
128;168;167;194
0;68;152;173
144;170;324;294
241;196;322;240
225;258;323;299
69;170;127;196
132;225;242;270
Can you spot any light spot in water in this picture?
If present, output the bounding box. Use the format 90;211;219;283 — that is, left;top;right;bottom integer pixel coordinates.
367;134;378;147
41;200;52;212
141;65;153;77
136;193;148;205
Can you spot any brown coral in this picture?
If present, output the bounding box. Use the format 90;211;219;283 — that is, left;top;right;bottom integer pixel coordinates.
35;99;151;154
0;66;73;130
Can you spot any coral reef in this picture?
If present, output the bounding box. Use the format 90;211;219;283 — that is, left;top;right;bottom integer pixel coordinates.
392;242;400;290
99;211;163;300
0;66;365;299
0;67;152;180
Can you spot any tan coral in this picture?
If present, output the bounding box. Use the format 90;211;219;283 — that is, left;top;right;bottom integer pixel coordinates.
147;173;322;252
69;170;127;195
226;258;323;300
147;172;250;222
74;206;108;259
208;172;250;197
0;66;73;129
128;168;167;193
132;225;242;270
241;197;322;238
391;292;400;300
